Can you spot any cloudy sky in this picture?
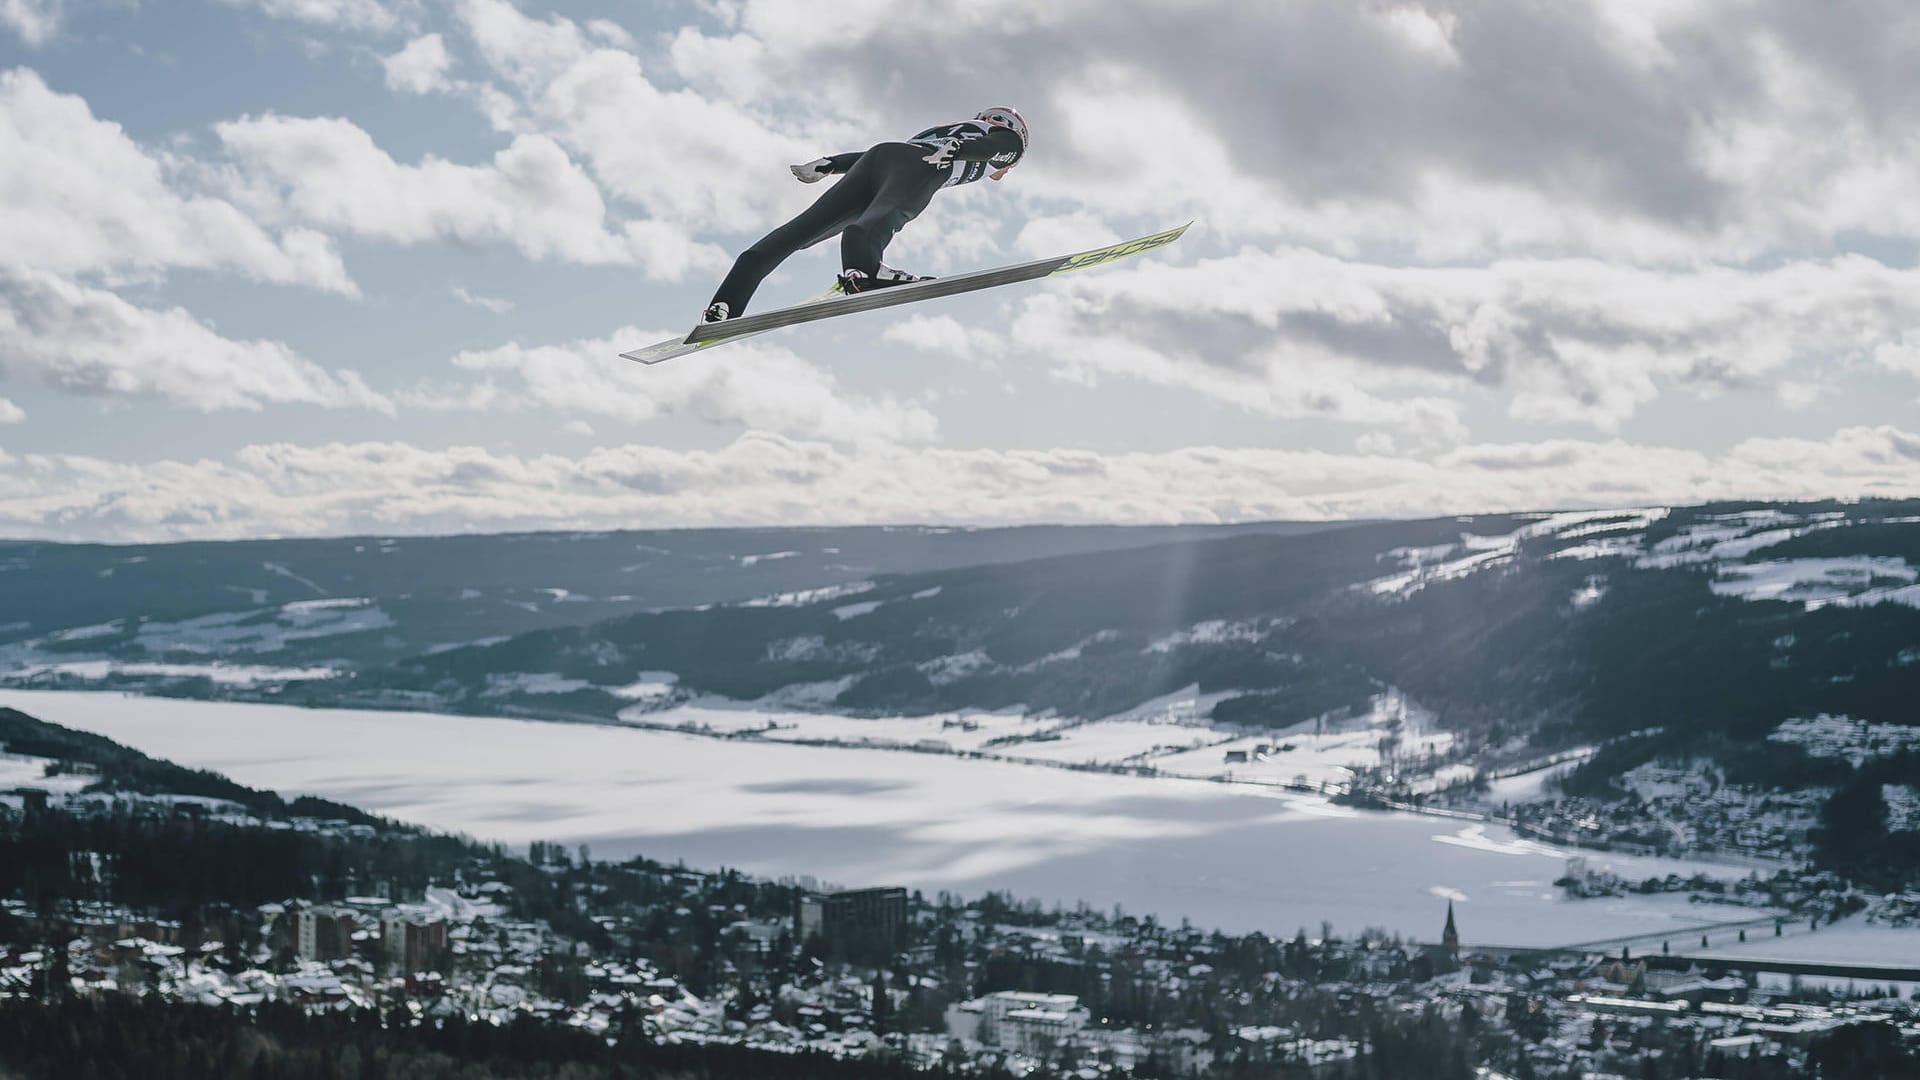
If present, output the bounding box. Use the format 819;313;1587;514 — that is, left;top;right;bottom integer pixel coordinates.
2;0;1917;541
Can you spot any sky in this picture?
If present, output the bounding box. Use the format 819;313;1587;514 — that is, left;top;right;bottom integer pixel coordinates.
1;0;1918;542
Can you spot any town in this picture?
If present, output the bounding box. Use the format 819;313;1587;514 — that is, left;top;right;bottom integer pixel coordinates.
5;775;1917;1079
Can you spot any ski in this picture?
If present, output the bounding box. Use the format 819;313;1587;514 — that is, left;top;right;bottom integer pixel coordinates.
620;222;1189;365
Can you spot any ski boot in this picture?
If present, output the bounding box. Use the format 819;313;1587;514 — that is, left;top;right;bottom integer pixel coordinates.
838;265;935;294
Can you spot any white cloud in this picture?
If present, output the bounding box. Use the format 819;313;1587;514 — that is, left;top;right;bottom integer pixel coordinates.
1873;332;1920;378
3;426;1916;542
881;314;1006;367
383;32;452;94
215;113;725;277
1353;432;1396;455
666;28;772;103
168;1;1920;268
450;285;512;314
7;0;1920;544
0;265;390;412
1013;214;1122;259
438;327;937;445
1774;380;1836;413
0;0;62;46
988;249;1920;431
583;18;634;50
1380;6;1460;65
218;0;402;33
0;397;22;423
0;68;355;293
657;1;1920;265
453;0;831;230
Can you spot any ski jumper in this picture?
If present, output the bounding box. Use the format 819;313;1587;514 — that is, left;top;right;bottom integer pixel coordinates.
708;120;1027;316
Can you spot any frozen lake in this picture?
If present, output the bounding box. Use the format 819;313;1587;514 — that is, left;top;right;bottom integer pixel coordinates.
6;690;1761;946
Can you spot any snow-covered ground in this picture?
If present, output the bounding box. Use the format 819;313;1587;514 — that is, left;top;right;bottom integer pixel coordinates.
0;751;96;795
5;690;1766;947
1360;506;1920;614
1156;725;1387;790
995;719;1224;765
0;597;390;683
1770;714;1920;765
1483;765;1574;805
1367;509;1666;599
1156;692;1454;791
8;660;340;684
131;598;395;654
1709;557;1918;607
619;700;1052;752
616;684;1427;789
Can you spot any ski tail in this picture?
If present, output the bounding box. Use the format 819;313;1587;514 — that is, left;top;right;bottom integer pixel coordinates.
619;283;847;365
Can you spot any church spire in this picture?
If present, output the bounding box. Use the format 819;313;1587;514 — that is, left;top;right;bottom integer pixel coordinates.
1442;901;1459;957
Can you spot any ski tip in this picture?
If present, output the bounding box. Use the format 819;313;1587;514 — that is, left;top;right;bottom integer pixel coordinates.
1052;223;1193;276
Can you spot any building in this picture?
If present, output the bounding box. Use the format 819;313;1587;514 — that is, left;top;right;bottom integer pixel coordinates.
291;905;356;962
381;914;448;974
795;886;908;962
945;991;1090;1053
1410;902;1461;978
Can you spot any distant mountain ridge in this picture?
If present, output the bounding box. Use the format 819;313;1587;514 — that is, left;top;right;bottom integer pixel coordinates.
0;521;1341;691
300;501;1920;768
9;502;1920;775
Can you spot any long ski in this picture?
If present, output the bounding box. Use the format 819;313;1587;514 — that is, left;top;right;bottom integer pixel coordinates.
620;222;1189;365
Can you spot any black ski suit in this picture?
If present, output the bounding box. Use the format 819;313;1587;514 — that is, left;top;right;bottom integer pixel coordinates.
708;119;1026;315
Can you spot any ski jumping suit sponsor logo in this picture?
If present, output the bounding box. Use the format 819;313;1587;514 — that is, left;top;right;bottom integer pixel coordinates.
909;120;1015;188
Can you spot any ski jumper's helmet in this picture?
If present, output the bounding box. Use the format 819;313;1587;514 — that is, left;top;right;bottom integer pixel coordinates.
975;106;1029;152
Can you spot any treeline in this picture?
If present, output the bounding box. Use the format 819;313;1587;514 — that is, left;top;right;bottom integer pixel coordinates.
1555;733;1856;800
0;706;801;950
1554;730;1920;890
0;808;476;919
0;799;802;984
0;997;993;1080
1207;664;1378;731
1812;750;1920;889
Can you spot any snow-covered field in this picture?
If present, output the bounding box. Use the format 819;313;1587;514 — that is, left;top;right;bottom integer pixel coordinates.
1770;714;1920;765
621;700;1052;752
994;719;1223;765
0;751;95;795
1483;766;1571;805
3;690;1780;947
7;660;340;684
121;598;394;655
1364;506;1920;614
616;684;1434;792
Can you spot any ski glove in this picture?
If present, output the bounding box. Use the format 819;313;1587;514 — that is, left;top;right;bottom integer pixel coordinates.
921;138;960;167
790;158;833;183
